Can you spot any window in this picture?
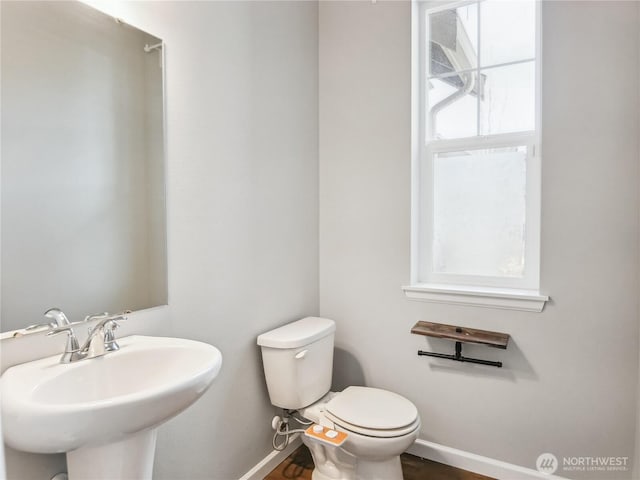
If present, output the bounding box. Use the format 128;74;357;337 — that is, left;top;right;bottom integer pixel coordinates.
404;0;548;311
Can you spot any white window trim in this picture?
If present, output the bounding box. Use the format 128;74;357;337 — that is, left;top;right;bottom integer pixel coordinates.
405;0;548;312
402;284;548;312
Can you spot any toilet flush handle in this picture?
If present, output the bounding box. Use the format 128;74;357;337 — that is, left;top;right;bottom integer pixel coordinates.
295;350;308;359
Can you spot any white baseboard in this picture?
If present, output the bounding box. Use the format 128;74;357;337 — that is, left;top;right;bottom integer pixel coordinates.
239;434;303;480
407;439;567;480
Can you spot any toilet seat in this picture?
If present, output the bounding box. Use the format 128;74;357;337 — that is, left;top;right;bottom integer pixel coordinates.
324;386;419;438
325;412;421;438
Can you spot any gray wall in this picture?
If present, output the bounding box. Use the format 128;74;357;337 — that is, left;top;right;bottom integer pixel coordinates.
319;1;639;478
151;2;319;478
1;1;319;479
3;1;639;479
635;4;640;478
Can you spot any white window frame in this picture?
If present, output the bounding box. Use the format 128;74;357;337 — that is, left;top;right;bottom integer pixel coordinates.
403;0;548;312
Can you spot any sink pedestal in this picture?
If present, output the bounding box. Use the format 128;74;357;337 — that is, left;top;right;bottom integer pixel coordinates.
66;429;158;480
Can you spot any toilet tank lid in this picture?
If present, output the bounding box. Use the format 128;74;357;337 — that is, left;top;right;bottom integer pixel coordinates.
257;317;336;349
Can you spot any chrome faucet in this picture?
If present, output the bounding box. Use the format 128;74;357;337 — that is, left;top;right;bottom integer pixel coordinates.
47;311;129;363
79;312;128;358
46;324;82;363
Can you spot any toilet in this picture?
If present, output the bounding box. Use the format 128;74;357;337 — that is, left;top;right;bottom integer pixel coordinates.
257;317;421;480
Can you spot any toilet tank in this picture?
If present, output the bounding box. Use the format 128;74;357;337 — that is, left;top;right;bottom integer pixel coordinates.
257;317;336;410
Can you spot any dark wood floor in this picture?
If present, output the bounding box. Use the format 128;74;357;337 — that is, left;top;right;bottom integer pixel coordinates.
264;445;495;480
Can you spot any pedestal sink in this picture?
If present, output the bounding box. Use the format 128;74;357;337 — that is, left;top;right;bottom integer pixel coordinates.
1;335;222;479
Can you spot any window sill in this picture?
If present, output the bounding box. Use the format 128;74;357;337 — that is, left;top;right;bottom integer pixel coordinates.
401;284;549;312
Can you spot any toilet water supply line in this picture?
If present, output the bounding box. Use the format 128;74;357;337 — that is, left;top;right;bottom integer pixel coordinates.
272;411;312;451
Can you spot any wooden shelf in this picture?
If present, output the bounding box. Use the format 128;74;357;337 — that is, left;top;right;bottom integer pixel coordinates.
411;321;509;350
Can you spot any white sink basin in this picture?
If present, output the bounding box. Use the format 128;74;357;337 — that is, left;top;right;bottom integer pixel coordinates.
1;335;222;479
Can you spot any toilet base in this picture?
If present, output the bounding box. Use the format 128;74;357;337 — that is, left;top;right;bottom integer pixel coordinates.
303;436;404;480
353;457;403;480
309;457;403;480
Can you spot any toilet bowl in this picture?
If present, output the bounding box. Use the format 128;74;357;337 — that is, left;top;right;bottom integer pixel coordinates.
299;387;420;480
257;317;421;480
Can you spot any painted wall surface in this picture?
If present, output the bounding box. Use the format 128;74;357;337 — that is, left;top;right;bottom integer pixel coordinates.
1;1;167;332
635;5;640;479
319;1;639;479
3;1;638;479
1;1;319;479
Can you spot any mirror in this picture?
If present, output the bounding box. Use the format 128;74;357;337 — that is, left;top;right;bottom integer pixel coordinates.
1;1;167;334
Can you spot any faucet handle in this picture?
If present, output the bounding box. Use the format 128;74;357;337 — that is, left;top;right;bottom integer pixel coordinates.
84;312;129;356
83;312;109;322
47;326;81;363
102;312;129;352
104;322;120;352
101;311;130;333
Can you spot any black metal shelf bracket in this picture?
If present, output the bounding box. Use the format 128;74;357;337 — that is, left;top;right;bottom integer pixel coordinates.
418;341;503;368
